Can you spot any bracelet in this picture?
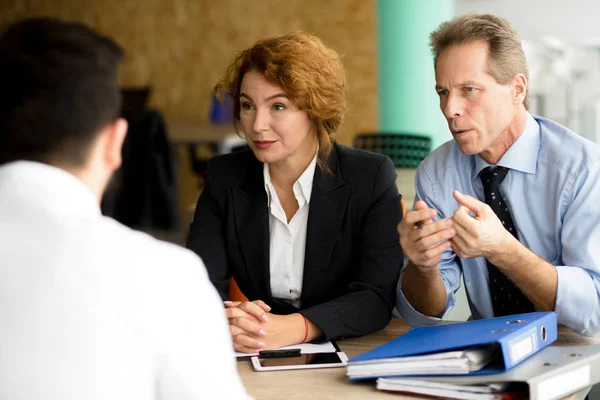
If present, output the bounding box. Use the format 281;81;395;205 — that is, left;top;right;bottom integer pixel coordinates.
301;314;309;343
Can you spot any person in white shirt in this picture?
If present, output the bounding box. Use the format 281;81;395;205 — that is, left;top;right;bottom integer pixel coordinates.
0;18;251;400
187;32;403;352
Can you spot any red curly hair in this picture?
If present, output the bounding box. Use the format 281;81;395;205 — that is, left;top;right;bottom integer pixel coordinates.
215;31;347;170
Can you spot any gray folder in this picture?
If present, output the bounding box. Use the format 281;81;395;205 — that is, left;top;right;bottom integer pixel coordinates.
382;344;600;400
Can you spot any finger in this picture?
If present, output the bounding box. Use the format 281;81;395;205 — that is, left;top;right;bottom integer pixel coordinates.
225;306;257;322
452;205;475;228
232;334;266;351
450;235;469;258
413;240;452;267
229;324;246;337
229;316;267;337
229;320;267;338
413;200;429;211
453;190;487;216
237;301;270;322
414;226;456;250
233;338;266;354
408;218;453;243
402;208;437;228
252;300;272;312
452;219;473;239
232;343;257;354
224;301;242;308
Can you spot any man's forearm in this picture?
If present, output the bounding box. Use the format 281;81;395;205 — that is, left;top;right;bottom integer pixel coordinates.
401;262;448;317
489;236;557;312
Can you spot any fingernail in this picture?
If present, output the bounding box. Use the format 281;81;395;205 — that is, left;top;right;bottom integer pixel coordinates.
258;341;266;348
262;314;269;322
259;329;267;336
223;301;232;305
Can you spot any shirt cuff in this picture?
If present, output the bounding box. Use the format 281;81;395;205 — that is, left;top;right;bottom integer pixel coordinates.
555;266;599;336
395;273;455;327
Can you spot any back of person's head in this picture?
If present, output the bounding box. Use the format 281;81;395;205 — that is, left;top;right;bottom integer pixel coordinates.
0;17;124;167
430;13;530;109
215;31;347;169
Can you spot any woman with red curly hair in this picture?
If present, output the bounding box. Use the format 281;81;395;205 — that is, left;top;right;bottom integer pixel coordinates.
187;32;403;353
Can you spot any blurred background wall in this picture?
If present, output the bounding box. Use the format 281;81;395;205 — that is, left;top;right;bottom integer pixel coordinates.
1;0;378;146
1;0;381;222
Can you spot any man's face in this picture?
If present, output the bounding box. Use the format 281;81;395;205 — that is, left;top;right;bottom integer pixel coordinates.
435;40;519;160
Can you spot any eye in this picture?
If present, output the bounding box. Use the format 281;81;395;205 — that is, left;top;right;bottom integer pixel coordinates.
240;102;254;111
437;89;448;96
464;87;476;93
273;103;286;111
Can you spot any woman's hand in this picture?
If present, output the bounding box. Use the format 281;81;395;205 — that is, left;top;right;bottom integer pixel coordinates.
224;300;271;353
257;313;306;350
224;302;312;353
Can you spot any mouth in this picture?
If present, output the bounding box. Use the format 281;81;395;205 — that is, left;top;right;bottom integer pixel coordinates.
451;129;472;135
253;140;277;149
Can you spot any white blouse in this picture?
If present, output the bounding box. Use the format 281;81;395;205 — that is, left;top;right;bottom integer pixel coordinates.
263;155;317;308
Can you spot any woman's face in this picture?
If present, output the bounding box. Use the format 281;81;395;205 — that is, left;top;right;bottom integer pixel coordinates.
238;70;317;167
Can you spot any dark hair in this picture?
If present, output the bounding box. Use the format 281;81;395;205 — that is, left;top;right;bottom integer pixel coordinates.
0;18;124;166
430;13;530;109
215;31;347;171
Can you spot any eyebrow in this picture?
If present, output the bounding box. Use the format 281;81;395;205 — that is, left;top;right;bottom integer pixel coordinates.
435;80;481;91
240;93;288;102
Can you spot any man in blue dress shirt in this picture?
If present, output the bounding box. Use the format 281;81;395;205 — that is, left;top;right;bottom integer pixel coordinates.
396;13;600;336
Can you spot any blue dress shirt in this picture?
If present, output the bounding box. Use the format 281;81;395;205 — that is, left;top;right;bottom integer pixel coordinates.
396;113;600;336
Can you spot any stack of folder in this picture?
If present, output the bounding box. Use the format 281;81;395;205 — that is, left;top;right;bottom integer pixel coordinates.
347;312;600;399
347;312;557;380
375;342;600;400
376;379;527;400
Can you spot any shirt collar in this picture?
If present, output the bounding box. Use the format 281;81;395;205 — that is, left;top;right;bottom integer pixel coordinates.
263;153;318;207
0;161;100;217
474;112;540;179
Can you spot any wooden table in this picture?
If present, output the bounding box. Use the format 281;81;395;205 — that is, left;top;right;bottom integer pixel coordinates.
237;318;600;400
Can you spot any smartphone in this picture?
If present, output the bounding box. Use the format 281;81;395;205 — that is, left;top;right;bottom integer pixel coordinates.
251;351;348;371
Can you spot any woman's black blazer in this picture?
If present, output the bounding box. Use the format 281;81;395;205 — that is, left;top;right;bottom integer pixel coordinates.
187;143;403;340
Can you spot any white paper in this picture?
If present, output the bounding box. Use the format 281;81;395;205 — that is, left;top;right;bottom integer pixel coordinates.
235;340;336;358
377;378;512;400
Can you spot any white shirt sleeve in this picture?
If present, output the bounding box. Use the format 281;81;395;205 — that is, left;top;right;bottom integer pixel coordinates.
156;250;253;400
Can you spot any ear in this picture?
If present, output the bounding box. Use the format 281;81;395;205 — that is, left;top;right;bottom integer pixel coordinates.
512;73;527;105
104;118;128;170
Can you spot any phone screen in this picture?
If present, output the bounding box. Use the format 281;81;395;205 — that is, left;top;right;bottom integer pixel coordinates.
258;352;343;368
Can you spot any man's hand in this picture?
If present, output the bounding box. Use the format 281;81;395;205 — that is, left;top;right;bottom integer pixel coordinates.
450;190;515;259
398;200;455;273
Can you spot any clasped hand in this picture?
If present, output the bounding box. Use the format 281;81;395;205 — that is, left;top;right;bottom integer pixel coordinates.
223;300;302;353
398;190;513;270
449;190;513;259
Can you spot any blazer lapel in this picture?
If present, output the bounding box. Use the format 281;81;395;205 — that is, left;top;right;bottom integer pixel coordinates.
232;158;272;299
302;145;350;300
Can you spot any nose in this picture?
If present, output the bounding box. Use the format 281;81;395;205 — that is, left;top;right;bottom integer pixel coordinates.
253;107;270;133
442;93;463;120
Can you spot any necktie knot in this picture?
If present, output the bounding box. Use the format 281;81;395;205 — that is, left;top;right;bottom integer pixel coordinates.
480;166;509;192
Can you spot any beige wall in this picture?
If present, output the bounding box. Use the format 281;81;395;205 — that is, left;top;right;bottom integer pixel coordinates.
2;0;378;218
2;0;378;144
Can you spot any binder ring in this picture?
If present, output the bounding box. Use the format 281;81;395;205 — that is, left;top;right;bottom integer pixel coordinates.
541;325;547;341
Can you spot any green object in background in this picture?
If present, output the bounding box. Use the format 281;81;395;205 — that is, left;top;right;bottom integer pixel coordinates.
353;134;431;168
377;0;454;152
